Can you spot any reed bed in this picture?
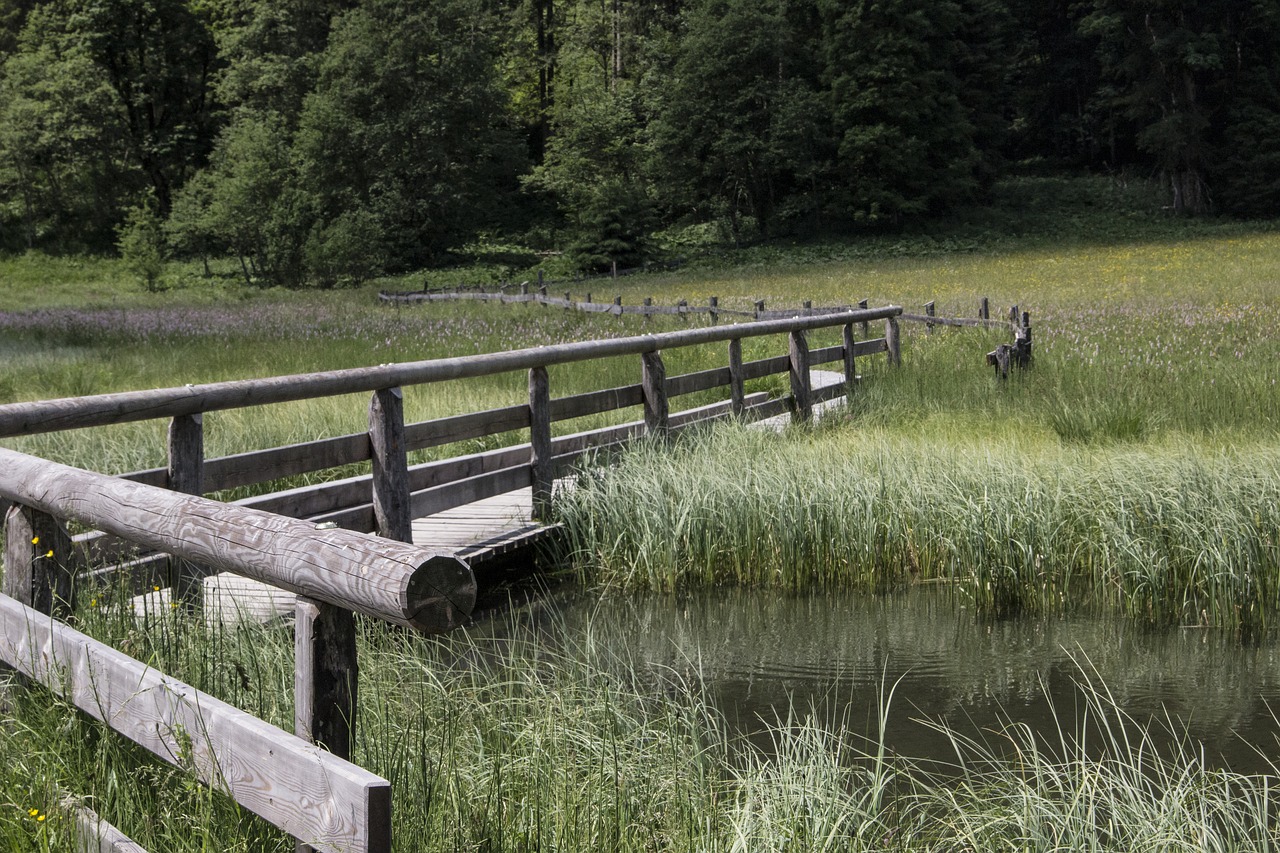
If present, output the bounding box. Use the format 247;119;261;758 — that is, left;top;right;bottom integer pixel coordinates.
4;595;1279;851
553;422;1280;634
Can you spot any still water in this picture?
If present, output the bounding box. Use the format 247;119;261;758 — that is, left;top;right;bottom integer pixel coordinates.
478;585;1280;774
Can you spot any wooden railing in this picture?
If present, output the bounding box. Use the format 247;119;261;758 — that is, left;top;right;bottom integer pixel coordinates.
0;305;903;851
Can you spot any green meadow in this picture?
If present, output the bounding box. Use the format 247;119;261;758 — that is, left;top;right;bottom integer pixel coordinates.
2;179;1280;849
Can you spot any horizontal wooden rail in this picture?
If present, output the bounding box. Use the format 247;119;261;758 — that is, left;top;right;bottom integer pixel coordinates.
0;593;391;853
0;448;474;632
0;308;901;438
899;312;1010;330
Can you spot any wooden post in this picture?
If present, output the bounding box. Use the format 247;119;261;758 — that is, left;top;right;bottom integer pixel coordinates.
858;299;869;336
979;297;989;320
168;413;206;607
886;317;901;367
1009;304;1019;328
528;366;551;521
754;299;765;319
611;260;618;279
369;387;411;543
564;291;571;310
924;301;935;335
539;285;548;305
3;504;75;617
991;344;1011;379
294;595;358;852
585;292;592;305
789;330;812;422
641;350;668;438
728;338;745;416
803;300;812;315
842;323;857;389
709;296;719;325
537;270;544;286
1014;312;1033;369
643;296;653;323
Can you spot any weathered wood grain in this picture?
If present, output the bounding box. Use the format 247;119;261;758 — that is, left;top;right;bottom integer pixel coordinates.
369;388;411;543
0;593;391;853
3;504;75;616
167;413;207;607
728;339;745;416
404;405;530;451
295;597;357;760
886;317;902;367
528;366;552;520
68;799;150;853
842;324;857;388
0;448;473;632
642;351;668;438
203;433;371;493
665;365;733;398
410;465;532;518
0;307;901;438
789;330;812;422
548;384;643;422
740;354;791;381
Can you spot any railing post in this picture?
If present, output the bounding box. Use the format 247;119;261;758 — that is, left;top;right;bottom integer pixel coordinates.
980;296;989;320
924;300;935;335
886;316;902;367
294;595;358;852
641;350;668;438
168;413;206;607
842;323;857;390
643;296;653;324
789;329;812;422
369;387;411;542
858;299;869;336
528;366;552;521
1015;311;1033;369
803;300;812;315
728;338;745;417
709;295;719;325
564;291;571;310
3;504;75;617
754;299;765;320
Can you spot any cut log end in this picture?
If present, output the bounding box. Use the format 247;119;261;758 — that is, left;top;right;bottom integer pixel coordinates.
403;553;476;633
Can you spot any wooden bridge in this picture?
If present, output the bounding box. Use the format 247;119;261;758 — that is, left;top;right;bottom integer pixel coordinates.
0;301;1024;851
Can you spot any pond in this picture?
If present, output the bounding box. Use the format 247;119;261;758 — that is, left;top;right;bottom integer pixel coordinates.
478;585;1280;775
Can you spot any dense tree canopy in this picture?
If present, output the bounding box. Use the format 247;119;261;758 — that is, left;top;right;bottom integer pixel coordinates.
3;0;1280;278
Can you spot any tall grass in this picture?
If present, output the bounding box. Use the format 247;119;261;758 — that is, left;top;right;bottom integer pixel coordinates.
4;594;1278;851
553;422;1280;633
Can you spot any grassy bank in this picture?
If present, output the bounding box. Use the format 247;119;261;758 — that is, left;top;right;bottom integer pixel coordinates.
3;597;1278;851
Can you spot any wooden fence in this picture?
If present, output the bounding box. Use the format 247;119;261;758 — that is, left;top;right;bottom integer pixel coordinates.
0;304;909;851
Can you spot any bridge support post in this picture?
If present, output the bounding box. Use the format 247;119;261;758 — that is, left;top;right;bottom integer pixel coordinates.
842;324;858;391
370;387;412;543
294;595;358;852
886;317;902;367
529;366;552;520
789;330;812;422
728;338;745;417
642;350;669;439
168;413;207;608
3;503;75;617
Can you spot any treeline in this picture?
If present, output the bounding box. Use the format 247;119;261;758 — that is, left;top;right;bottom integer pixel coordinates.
2;0;1279;285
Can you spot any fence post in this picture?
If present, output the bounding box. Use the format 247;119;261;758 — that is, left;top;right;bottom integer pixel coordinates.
789;330;812;422
728;338;745;417
980;297;989;320
1009;304;1019;328
643;296;653;323
167;413;208;607
842;323;857;390
1015;311;1033;369
858;299;869;336
528;366;552;521
564;291;571;310
369;387;411;543
925;301;935;335
641;350;669;439
709;296;719;325
886;317;901;367
294;595;358;853
754;299;765;319
2;504;75;617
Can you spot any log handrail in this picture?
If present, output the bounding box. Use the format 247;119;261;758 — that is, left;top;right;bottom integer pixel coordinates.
0;447;474;632
0;307;902;438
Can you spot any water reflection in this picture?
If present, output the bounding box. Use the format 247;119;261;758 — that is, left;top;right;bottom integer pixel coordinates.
479;585;1280;774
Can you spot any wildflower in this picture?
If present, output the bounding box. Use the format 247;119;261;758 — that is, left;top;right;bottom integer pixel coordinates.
45;550;53;559
28;809;37;817
153;585;160;592
30;536;38;545
37;815;44;823
90;598;97;608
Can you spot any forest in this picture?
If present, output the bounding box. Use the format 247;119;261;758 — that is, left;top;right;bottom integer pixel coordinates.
2;0;1279;286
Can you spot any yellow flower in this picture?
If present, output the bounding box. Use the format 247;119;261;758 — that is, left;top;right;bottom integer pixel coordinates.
30;536;38;546
90;599;98;607
36;815;45;823
153;585;160;592
27;809;37;817
45;550;53;559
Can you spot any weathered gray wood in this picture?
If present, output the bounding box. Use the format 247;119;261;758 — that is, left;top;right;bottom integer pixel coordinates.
886;317;901;367
742;396;791;421
408;444;529;493
740;354;791;381
295;596;357;761
0;593;390;853
3;504;75;616
789;330;812;422
812;382;850;406
980;296;989;320
0;306;902;438
899;313;1007;329
843;324;857;389
665;366;733;398
236;474;372;521
82;552;169;597
69;799;150;853
924;301;936;334
404;404;530;451
167;413;206;607
203;433;372;492
728;338;745;416
118;468;169;487
369;388;411;543
410;464;532;518
709;296;719;324
548;384;643;422
528;366;552;520
858;299;870;336
807;344;845;366
641;350;668;438
0;448;474;632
